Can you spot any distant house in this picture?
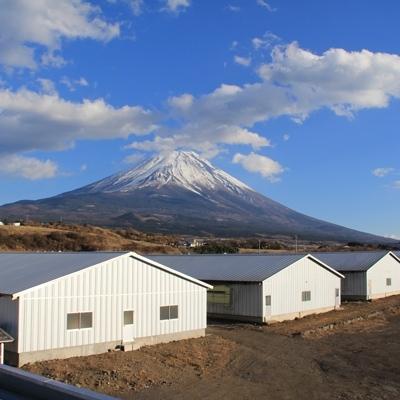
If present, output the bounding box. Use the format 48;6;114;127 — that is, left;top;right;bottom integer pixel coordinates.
189;239;205;248
0;252;211;366
150;254;344;323
0;221;4;226
314;251;400;300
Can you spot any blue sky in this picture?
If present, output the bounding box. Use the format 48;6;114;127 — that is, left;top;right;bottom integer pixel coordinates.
0;0;399;238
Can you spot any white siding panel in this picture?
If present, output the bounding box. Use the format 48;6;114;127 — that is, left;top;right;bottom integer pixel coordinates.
367;253;400;298
18;255;207;353
263;257;341;319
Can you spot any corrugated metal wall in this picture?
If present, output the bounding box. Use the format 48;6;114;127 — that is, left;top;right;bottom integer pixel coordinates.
263;257;341;319
341;272;366;297
17;255;207;353
0;297;18;352
207;282;262;318
367;253;400;297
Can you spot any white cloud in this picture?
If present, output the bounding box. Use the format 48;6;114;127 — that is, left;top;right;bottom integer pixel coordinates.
40;52;67;68
5;41;400;180
0;154;58;180
258;42;400;117
0;87;158;156
283;133;290;141
123;153;145;164
37;78;57;95
168;93;194;111
252;38;265;50
60;76;89;91
126;43;400;168
372;167;394;177
227;5;240;12
234;55;252;67
394;180;400;189
386;234;400;240
129;0;144;15
233;152;284;182
256;0;276;12
0;0;120;69
164;0;191;13
128;125;270;159
252;32;280;50
80;164;88;172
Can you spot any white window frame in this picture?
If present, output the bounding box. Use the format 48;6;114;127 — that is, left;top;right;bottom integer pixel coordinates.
160;305;179;321
302;291;311;302
124;310;134;326
67;312;93;331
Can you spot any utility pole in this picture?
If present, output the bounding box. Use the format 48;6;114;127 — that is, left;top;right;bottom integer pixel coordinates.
258;239;261;255
295;235;298;253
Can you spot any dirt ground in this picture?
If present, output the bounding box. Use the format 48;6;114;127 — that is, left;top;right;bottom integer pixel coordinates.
24;296;400;400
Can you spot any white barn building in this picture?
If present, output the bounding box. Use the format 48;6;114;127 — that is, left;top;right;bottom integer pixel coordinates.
150;254;344;323
0;252;210;366
314;251;400;300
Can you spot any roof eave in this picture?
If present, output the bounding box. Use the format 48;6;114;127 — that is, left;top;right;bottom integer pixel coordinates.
389;251;400;263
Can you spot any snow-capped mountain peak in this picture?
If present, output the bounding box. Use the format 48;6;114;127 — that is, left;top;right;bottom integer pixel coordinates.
83;151;253;196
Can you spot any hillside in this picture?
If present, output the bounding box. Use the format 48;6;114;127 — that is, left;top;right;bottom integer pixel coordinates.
0;223;396;254
0;151;392;244
0;224;180;254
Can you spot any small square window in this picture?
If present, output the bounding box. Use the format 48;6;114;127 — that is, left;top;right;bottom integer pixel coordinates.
67;312;92;330
302;291;311;302
335;288;340;297
160;305;178;320
80;312;93;329
67;313;80;330
265;295;271;306
170;305;178;319
160;306;170;320
386;278;392;286
124;310;134;325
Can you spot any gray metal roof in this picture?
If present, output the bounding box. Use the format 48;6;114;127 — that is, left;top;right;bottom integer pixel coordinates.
0;364;117;400
311;251;389;272
149;254;325;282
0;252;126;295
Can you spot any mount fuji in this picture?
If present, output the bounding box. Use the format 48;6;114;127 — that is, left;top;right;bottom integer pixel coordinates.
0;151;389;242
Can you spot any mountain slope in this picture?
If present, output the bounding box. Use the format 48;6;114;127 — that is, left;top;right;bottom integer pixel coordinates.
0;151;390;243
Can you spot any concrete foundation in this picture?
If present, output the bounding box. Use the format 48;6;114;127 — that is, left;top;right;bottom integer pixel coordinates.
368;291;400;300
6;328;205;367
208;305;338;324
264;306;337;323
342;291;400;301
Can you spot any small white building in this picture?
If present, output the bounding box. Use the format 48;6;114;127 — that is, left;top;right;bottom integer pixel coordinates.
150;254;344;323
315;251;400;300
0;252;210;366
189;239;205;248
0;222;4;226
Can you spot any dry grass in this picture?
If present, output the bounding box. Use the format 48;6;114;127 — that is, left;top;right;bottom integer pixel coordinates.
0;224;180;254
